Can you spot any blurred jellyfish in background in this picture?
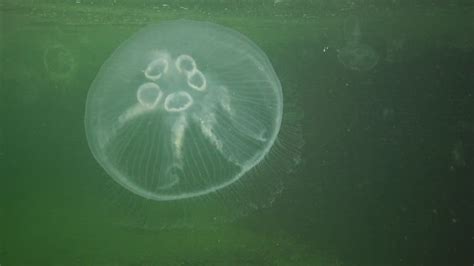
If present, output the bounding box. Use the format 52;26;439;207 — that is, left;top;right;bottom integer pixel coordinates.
41;27;79;97
451;140;466;169
43;43;76;82
338;15;379;71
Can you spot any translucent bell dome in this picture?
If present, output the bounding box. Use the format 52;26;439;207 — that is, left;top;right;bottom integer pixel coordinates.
85;20;283;200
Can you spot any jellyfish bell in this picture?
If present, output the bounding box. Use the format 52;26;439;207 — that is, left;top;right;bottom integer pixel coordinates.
43;43;77;82
86;20;282;200
338;15;379;71
85;20;303;226
41;40;78;99
337;43;379;71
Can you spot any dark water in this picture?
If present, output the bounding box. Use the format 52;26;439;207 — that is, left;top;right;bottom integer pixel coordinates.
1;1;473;265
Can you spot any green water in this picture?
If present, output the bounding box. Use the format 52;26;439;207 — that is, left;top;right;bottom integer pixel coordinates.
1;1;473;265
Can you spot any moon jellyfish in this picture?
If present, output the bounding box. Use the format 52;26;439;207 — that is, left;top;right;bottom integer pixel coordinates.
43;43;76;81
337;15;379;71
451;140;466;169
85;20;300;202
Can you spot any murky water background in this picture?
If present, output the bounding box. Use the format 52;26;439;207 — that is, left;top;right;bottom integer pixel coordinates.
1;1;473;265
